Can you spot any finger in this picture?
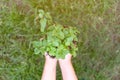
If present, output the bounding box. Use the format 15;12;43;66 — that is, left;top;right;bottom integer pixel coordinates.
44;52;48;56
44;52;49;59
65;53;72;58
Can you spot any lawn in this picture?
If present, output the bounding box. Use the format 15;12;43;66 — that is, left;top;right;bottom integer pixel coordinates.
0;0;120;80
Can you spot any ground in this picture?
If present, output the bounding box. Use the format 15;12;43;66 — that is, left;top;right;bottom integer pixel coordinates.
0;0;120;80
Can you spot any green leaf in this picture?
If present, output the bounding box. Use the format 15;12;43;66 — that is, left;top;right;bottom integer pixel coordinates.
63;29;69;35
45;12;52;20
65;41;70;46
33;9;79;59
38;10;44;18
45;12;53;25
63;49;69;55
34;48;41;54
49;47;56;56
53;41;59;47
56;31;64;40
71;50;77;57
56;49;68;59
40;47;46;54
46;47;50;51
42;40;47;46
65;37;73;46
40;18;47;32
68;37;74;42
59;45;64;50
33;41;42;48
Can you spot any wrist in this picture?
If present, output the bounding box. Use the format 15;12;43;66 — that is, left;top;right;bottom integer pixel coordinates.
45;53;57;66
45;60;57;66
59;60;72;68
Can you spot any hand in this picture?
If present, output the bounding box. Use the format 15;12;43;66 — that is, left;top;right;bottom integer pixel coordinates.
41;52;57;80
59;54;72;65
45;52;57;64
58;54;78;80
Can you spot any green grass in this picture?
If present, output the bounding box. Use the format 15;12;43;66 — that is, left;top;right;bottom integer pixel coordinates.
0;0;120;80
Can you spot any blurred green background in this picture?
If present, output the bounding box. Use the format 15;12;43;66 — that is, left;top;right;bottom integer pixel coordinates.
0;0;120;80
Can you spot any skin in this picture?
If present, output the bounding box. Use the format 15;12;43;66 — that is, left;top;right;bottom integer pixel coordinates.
41;53;57;80
59;54;78;80
41;53;78;80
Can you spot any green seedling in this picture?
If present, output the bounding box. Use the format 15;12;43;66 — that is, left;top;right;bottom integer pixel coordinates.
33;9;79;59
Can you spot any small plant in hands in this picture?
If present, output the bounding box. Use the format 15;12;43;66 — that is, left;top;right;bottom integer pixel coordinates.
33;9;79;59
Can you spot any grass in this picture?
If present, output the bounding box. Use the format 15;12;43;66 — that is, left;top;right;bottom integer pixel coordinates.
0;0;120;80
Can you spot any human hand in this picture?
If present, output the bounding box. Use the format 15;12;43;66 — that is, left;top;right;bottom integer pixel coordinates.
44;52;57;65
58;54;78;80
41;52;57;80
59;54;72;65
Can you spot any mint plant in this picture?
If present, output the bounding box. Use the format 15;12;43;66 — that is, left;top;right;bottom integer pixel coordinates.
33;10;79;59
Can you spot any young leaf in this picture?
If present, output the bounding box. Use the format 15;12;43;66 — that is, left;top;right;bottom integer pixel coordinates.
33;9;79;59
40;18;47;32
33;41;42;48
53;41;59;47
45;12;52;20
34;48;41;54
56;31;64;40
65;41;70;46
65;37;73;46
39;10;44;18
